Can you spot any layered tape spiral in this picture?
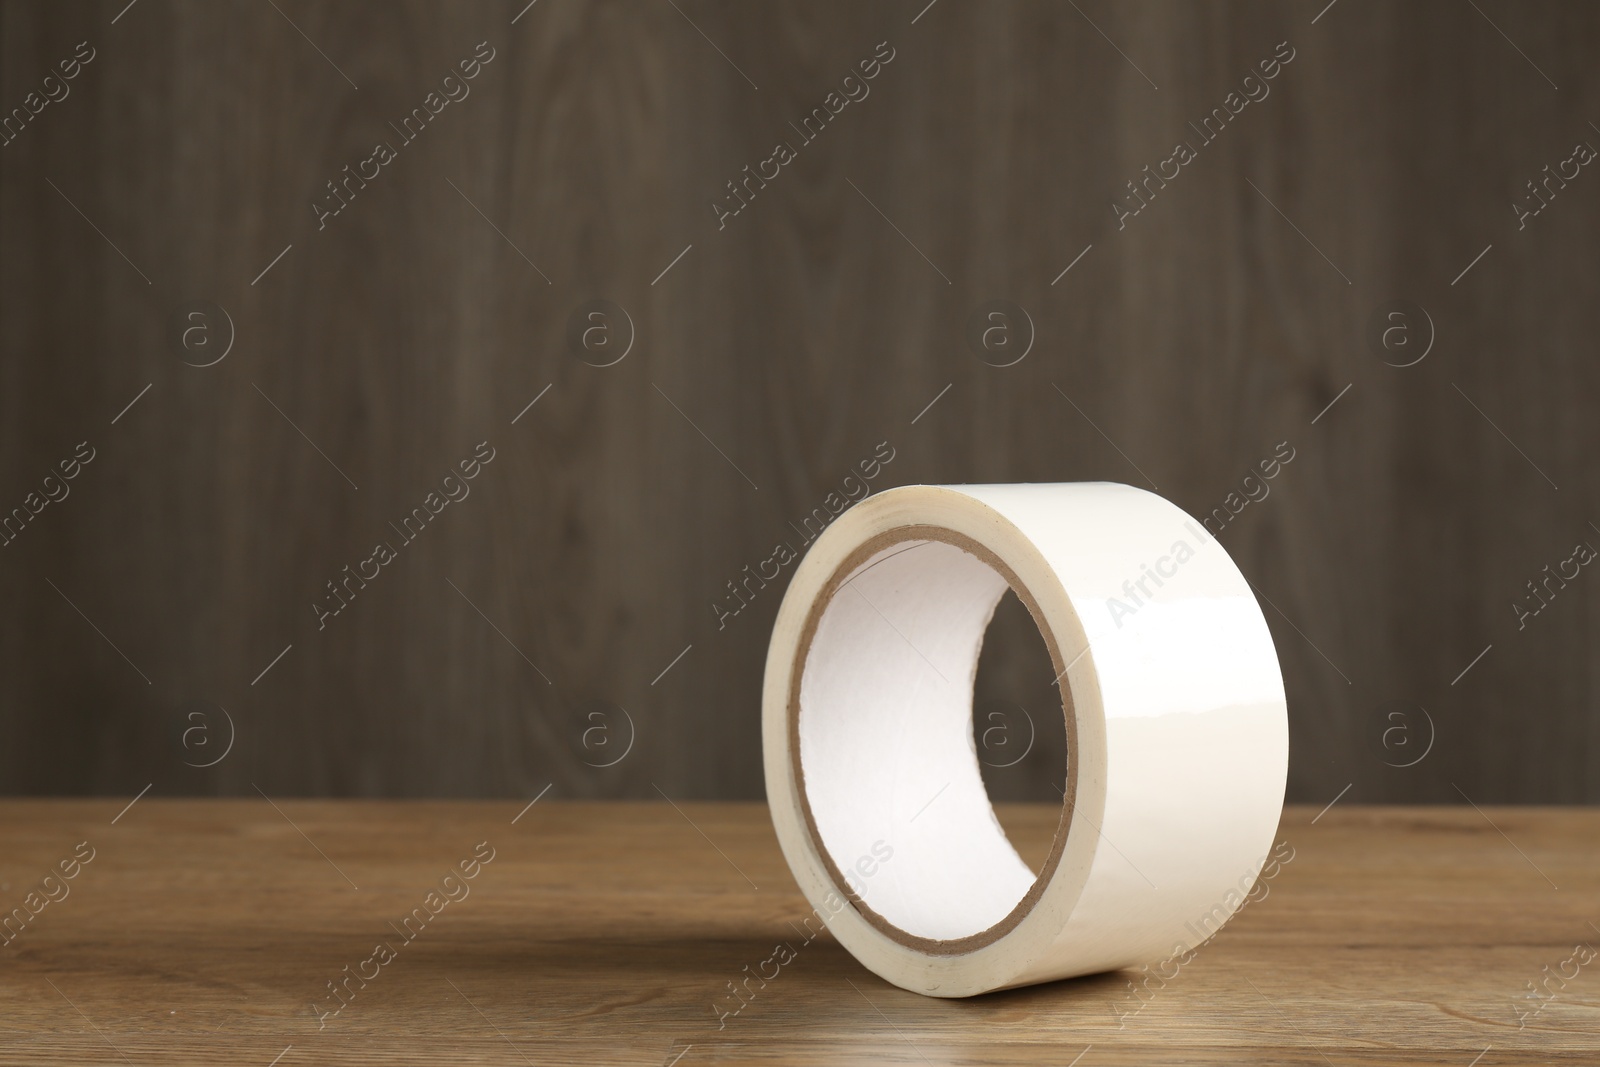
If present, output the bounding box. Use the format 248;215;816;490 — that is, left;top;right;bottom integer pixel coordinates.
762;482;1288;996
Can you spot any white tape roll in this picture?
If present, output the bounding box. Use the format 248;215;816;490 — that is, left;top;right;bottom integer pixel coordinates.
762;483;1287;996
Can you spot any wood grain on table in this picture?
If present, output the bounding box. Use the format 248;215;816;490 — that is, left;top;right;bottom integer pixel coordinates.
0;801;1596;1065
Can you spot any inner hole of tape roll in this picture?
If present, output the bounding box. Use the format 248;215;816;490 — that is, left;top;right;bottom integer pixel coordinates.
973;590;1070;871
797;537;1063;943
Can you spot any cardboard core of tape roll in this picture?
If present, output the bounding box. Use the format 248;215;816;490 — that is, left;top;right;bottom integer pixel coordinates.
788;526;1077;955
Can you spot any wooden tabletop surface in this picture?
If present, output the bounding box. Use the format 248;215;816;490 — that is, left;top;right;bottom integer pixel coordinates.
0;799;1595;1065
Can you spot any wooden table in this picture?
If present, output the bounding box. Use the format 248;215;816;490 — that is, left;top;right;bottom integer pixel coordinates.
1;801;1595;1065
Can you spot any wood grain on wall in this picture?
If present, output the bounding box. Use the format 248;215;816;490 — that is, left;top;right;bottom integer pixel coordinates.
0;0;1595;802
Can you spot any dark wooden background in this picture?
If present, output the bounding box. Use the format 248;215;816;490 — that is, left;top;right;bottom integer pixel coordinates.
1;0;1595;804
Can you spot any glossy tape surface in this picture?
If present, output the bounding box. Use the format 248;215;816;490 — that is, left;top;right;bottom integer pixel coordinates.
763;482;1288;997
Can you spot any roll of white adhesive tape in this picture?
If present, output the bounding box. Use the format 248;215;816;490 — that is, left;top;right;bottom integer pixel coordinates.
762;482;1288;997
